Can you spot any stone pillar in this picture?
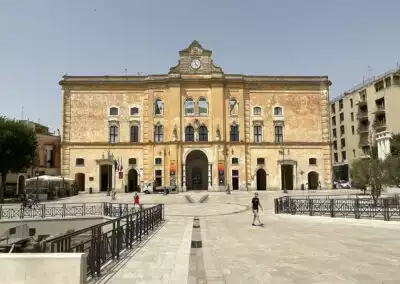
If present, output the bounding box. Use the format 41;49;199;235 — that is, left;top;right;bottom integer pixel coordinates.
385;138;390;158
182;164;187;192
208;163;212;190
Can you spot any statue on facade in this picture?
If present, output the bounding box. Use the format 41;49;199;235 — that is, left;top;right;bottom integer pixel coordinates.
216;125;221;141
172;125;178;141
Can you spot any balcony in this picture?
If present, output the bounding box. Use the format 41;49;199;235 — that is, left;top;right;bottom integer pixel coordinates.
374;119;387;131
357;125;369;134
359;136;369;147
356;98;367;107
356;111;369;121
373;104;385;115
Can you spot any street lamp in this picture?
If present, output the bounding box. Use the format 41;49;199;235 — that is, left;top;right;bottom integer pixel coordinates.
280;145;288;194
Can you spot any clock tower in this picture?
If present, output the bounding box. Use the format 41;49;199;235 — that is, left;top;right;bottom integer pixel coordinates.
169;40;223;74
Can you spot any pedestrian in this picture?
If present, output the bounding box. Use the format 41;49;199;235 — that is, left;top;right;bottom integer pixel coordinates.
251;192;263;226
133;192;140;209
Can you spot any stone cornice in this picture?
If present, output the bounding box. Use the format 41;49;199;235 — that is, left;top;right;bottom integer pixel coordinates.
62;141;329;147
59;74;331;87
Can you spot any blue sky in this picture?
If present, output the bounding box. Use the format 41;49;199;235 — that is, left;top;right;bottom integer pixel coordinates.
1;0;400;132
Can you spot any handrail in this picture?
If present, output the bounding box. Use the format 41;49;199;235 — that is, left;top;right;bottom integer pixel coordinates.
40;203;165;277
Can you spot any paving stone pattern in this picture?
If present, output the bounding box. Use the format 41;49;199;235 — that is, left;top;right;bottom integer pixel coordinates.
56;191;400;283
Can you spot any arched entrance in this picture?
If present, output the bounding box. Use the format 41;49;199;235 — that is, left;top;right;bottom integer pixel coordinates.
128;169;138;192
308;171;319;190
100;164;112;192
185;150;208;190
256;169;267;190
75;173;85;191
17;175;25;195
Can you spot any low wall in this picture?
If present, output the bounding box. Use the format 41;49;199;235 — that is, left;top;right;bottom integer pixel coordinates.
0;253;87;284
0;217;108;238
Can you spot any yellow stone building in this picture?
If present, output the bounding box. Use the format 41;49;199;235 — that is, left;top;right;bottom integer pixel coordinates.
60;41;332;192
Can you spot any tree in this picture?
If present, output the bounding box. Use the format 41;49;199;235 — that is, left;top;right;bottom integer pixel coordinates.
383;155;400;187
350;158;387;204
390;133;400;157
0;117;37;203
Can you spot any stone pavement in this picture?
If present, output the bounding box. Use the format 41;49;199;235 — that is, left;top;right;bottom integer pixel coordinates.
45;191;400;283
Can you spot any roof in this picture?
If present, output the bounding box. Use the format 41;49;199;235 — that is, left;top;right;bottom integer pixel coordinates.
330;68;400;103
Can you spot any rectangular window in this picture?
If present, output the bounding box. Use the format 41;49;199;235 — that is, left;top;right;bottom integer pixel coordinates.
339;113;344;123
374;80;384;92
154;125;164;143
351;112;354;121
232;158;239;164
340;125;345;135
339;100;343;110
334;153;338;163
342;151;347;161
274;126;283;143
350;98;353;108
230;125;239;142
257;158;265;165
109;126;118;144
254;125;262;143
331;117;336;126
332;129;337;138
333;141;337;150
130;126;139;143
341;138;346;148
155;158;162;165
331;104;336;114
351;125;355;135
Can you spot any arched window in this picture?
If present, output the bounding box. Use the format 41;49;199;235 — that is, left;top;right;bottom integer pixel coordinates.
309;158;317;165
185;126;195;142
229;98;239;115
130;125;139;143
230;125;239;142
184;98;195;115
128;158;137;165
109;107;119;116
109;125;119;143
198;98;208;116
274;126;283;143
253;107;262;116
154;125;163;142
130;107;139;116
154;99;163;115
274;107;283;116
199;126;208;142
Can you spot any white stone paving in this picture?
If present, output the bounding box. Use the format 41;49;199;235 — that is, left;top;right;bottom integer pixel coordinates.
16;190;400;283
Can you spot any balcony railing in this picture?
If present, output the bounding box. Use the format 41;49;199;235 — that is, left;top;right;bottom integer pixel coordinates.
357;111;368;120
374;120;387;129
359;137;369;147
356;99;367;107
373;105;386;115
357;126;369;134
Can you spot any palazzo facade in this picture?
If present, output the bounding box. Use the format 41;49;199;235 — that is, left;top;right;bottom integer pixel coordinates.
60;41;332;192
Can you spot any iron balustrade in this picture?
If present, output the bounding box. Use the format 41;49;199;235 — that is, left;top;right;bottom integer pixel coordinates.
0;202;142;220
275;195;400;221
40;204;164;277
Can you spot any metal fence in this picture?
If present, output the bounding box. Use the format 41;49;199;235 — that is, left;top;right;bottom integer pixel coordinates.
274;195;400;221
0;202;141;220
40;204;164;277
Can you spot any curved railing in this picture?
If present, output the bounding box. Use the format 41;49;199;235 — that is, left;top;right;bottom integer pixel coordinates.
274;195;400;221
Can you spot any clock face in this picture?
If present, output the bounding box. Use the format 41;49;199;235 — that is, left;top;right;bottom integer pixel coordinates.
191;59;201;69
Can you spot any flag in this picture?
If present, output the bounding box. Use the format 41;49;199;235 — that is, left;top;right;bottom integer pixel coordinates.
114;159;118;171
119;158;123;172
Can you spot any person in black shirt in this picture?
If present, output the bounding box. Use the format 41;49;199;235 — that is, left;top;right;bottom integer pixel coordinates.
251;192;263;226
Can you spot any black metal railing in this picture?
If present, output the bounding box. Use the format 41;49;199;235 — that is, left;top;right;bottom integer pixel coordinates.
275;195;400;221
40;204;164;277
0;202;141;220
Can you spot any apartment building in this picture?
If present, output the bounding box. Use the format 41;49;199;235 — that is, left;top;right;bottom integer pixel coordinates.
329;68;400;181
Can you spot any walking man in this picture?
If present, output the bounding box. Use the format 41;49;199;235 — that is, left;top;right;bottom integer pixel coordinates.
251;192;263;226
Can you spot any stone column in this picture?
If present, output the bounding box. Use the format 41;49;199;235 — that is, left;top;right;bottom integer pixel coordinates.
182;164;187;192
377;140;382;160
385;138;390;158
208;163;212;190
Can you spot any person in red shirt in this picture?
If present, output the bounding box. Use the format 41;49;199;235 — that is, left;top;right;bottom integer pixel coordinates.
134;193;140;209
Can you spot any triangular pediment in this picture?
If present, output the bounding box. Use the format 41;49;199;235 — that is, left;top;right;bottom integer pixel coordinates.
169;40;223;75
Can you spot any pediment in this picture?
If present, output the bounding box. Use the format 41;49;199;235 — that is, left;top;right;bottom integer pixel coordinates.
169;40;223;75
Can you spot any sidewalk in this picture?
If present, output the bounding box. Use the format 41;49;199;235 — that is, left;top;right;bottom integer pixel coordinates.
102;217;193;284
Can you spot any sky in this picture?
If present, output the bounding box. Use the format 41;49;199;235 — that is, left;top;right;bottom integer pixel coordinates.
1;0;400;132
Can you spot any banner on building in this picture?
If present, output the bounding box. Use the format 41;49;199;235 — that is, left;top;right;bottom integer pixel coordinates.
218;160;225;185
170;160;176;175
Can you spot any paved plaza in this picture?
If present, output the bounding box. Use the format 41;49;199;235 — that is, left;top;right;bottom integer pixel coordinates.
22;190;400;283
